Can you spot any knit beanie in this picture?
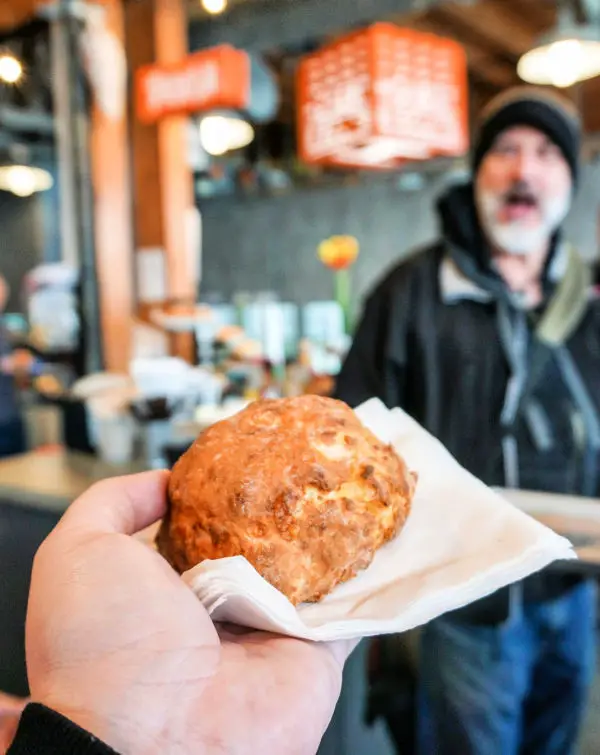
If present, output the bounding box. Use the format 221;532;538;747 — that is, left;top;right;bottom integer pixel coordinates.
472;86;582;184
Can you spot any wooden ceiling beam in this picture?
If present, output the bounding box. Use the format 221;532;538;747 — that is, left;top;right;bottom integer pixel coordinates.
431;1;538;60
470;78;500;122
392;10;518;91
499;0;556;32
0;0;39;32
466;51;519;90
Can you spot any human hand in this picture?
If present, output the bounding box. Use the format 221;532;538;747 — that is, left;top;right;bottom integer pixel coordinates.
0;693;27;753
26;472;355;755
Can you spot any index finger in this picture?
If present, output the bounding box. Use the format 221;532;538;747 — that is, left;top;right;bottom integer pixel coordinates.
61;471;170;536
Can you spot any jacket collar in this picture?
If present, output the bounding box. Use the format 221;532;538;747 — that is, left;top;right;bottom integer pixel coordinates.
439;255;493;304
440;241;570;305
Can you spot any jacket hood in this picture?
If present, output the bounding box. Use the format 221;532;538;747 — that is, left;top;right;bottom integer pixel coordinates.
437;182;488;268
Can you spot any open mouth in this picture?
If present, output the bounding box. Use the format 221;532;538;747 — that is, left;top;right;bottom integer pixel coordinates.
503;189;539;219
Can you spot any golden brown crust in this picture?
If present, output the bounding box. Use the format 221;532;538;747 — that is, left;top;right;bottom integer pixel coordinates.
156;396;416;605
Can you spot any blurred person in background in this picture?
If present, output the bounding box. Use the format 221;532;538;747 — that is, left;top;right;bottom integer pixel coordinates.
0;274;32;458
336;87;600;755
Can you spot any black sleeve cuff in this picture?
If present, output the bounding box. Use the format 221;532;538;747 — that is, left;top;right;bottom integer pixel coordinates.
8;703;119;755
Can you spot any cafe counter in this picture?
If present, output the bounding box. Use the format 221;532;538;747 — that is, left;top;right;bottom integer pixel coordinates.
0;448;144;514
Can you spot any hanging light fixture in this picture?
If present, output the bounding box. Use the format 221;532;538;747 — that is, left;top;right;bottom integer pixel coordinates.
518;3;600;88
136;46;278;159
0;53;23;84
0;165;54;197
201;0;228;15
195;53;278;157
199;112;255;156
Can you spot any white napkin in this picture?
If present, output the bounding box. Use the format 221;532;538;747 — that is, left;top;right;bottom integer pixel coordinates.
152;399;575;642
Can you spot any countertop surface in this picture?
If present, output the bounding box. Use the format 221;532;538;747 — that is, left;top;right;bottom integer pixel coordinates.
3;452;600;568
0;449;144;513
500;488;600;570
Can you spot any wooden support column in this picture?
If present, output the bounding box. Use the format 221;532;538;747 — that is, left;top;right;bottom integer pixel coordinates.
154;0;197;307
89;0;135;372
125;0;163;254
125;0;197;361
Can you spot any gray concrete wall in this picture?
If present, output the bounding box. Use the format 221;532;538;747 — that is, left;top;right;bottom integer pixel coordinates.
199;176;440;307
199;162;600;308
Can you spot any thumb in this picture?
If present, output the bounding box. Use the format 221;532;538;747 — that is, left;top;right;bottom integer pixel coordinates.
59;471;170;537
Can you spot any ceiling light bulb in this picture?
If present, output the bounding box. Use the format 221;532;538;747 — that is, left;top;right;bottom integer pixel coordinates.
518;36;600;88
199;115;254;156
546;39;586;88
0;166;54;197
202;0;227;14
0;54;23;84
5;167;37;197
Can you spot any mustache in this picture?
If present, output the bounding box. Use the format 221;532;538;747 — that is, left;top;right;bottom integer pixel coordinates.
501;181;539;207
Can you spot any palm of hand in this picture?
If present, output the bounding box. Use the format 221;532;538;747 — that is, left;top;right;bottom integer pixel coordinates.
201;630;343;755
26;475;344;755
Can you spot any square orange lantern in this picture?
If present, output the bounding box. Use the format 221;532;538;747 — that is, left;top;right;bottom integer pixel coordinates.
297;23;469;169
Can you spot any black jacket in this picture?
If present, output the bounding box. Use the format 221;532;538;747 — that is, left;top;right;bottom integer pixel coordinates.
337;182;600;495
335;183;600;621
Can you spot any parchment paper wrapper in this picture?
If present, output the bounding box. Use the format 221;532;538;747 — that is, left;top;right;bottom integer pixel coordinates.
144;399;575;641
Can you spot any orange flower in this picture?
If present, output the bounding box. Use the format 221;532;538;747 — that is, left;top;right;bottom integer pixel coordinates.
317;235;359;271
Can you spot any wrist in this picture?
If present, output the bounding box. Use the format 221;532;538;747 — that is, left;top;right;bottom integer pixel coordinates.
32;696;135;754
12;703;121;755
32;694;189;755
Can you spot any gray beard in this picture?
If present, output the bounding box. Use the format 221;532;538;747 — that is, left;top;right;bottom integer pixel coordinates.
476;188;571;256
482;224;552;256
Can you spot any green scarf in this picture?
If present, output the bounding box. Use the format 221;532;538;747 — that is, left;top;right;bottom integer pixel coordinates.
535;243;592;346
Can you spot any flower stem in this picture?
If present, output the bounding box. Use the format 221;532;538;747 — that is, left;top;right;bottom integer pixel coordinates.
335;268;352;335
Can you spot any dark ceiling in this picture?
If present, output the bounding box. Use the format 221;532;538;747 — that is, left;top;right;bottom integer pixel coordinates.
3;0;600;191
0;19;53;161
186;0;600;196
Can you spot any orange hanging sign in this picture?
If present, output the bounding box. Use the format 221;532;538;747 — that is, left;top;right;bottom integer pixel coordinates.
297;24;469;169
135;45;250;124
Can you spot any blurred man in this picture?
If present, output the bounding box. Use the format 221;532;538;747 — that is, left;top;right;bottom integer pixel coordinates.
336;88;599;754
0;275;28;458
